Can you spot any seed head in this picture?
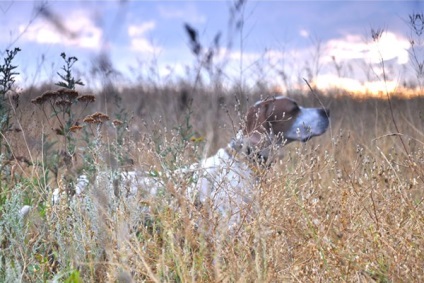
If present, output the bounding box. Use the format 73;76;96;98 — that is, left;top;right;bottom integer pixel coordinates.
84;112;110;124
57;88;79;100
55;100;72;107
371;28;384;42
91;112;110;122
77;94;96;103
112;119;124;127
69;125;83;132
83;116;97;124
42;90;60;101
32;90;63;105
31;96;45;105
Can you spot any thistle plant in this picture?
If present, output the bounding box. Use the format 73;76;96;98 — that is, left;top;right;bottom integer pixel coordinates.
31;53;96;179
56;52;84;90
0;47;21;159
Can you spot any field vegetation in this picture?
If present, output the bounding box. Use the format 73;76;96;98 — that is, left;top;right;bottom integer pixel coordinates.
1;4;424;283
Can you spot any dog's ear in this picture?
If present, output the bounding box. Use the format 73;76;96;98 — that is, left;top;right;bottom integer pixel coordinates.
244;99;281;151
244;97;300;146
245;99;273;136
265;99;299;137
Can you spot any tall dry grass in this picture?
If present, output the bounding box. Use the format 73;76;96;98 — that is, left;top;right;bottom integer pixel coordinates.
1;5;424;282
1;82;423;282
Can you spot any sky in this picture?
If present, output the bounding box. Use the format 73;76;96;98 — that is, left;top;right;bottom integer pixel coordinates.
1;0;423;94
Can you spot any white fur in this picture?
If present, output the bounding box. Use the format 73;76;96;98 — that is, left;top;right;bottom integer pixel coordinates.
284;107;329;141
191;146;257;227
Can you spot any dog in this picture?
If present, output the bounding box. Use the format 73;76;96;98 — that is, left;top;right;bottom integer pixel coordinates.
191;96;330;227
21;96;330;230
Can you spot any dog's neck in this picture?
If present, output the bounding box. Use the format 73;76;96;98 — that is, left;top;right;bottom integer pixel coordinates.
228;131;280;167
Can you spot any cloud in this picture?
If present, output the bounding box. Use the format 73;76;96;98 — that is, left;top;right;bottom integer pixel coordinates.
130;38;160;54
299;29;309;38
368;32;410;65
158;4;206;24
324;31;410;65
128;21;161;54
19;10;102;49
128;21;156;37
207;31;410;92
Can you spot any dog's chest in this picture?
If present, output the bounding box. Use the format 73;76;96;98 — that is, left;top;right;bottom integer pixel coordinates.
196;148;257;215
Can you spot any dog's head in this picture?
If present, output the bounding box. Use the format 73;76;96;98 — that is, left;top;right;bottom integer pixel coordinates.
238;96;330;161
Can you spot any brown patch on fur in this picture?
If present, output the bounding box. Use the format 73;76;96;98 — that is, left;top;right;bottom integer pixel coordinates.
244;97;300;145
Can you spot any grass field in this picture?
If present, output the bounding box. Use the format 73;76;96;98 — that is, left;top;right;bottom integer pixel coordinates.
1;10;424;281
1;75;423;282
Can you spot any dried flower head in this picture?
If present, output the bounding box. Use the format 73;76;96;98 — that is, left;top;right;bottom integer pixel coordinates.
41;90;60;101
83;116;98;124
54;127;64;136
91;112;110;122
77;94;96;103
69;125;83;132
57;88;79;100
55;100;72;107
112;119;124;127
32;90;63;105
409;13;424;36
31;96;45;105
83;112;109;124
371;28;384;42
190;136;205;143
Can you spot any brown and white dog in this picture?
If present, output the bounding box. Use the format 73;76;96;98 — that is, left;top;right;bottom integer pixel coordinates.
192;96;330;227
21;96;330;229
